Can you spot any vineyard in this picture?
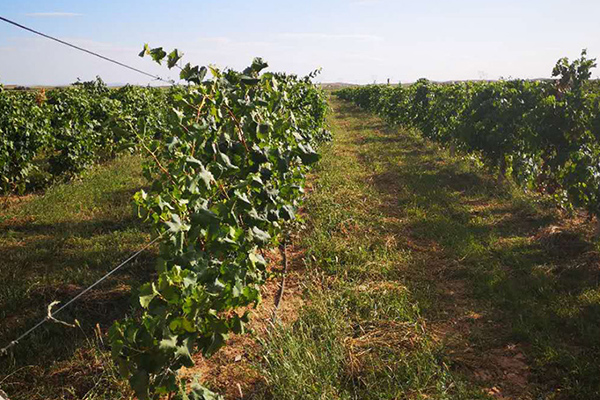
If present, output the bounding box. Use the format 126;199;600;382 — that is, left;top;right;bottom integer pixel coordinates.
3;45;600;400
336;51;600;220
1;46;330;400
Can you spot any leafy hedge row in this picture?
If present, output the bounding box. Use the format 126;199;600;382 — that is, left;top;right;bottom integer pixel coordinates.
106;46;330;399
0;79;168;194
335;51;600;218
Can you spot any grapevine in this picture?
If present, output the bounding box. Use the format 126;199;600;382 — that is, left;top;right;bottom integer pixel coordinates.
107;46;329;399
0;78;168;194
336;50;600;219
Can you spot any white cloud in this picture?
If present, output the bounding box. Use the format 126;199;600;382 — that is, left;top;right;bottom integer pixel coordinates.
25;12;83;18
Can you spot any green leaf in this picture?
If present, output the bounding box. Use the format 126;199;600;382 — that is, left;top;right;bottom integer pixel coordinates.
243;58;268;75
249;251;267;268
170;317;196;333
159;334;178;351
166;214;184;233
232;314;245;334
186;156;203;167
232;279;243;298
297;143;321;164
204;332;227;357
280;204;295;220
251;226;271;243
199;165;214;189
241;76;260;85
138;43;150;58
180;64;207;84
139;283;157;308
192;207;220;227
175;338;194;367
257;123;271;138
167;49;184;69
130;370;150;400
235;190;252;206
188;382;224;400
218;152;239;170
149;47;167;64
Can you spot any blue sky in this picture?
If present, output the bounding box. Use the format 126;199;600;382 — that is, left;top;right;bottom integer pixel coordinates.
1;0;599;85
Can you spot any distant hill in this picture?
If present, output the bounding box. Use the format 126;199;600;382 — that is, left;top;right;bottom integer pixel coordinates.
320;83;359;89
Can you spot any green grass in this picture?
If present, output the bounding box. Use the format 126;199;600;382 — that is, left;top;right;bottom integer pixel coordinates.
254;98;490;400
0;154;154;400
258;284;485;400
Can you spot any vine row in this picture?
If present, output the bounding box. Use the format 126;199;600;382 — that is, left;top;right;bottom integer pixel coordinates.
107;46;330;399
336;50;600;218
0;78;168;194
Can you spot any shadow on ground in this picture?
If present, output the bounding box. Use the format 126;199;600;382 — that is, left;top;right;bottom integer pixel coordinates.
0;162;154;400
